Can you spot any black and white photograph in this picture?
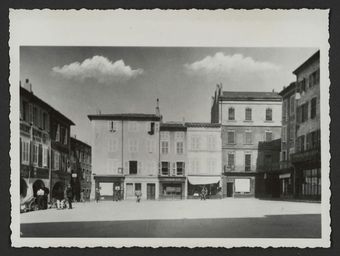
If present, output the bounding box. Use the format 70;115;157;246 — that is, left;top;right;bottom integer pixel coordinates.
9;9;330;248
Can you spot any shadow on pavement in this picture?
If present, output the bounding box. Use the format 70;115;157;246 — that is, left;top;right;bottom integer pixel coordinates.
21;214;321;238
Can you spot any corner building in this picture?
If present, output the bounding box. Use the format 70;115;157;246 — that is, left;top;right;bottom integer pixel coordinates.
291;50;321;200
88;113;161;200
211;87;282;197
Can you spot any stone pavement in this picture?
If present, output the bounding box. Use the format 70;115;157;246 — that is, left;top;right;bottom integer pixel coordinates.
21;198;321;224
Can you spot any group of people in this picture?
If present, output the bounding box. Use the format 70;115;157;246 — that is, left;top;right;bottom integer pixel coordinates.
53;184;74;210
36;186;49;210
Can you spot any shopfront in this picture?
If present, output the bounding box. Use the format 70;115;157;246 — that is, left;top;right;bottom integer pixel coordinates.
159;177;186;200
94;175;125;201
187;176;221;199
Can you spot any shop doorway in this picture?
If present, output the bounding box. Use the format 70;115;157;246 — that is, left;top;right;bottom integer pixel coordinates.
126;183;134;198
226;182;234;197
147;183;156;200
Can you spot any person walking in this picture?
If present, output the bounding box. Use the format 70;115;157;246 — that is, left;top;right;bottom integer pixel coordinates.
135;190;142;203
201;186;207;200
95;187;100;203
36;187;45;210
66;184;73;209
55;186;64;209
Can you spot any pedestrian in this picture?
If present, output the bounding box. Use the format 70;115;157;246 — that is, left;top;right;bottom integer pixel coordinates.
55;186;64;210
80;189;85;202
135;190;142;203
201;186;207;200
95;187;100;203
36;187;45;210
66;184;73;209
43;186;49;209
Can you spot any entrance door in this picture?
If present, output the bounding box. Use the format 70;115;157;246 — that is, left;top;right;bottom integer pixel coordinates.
147;183;155;200
126;183;134;198
226;182;234;197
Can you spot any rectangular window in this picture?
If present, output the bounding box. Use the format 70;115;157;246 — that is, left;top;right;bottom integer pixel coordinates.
21;140;30;165
227;131;235;144
266;108;272;121
134;183;141;191
33;143;39;166
161;141;169;155
54;151;60;170
175;132;184;140
207;135;216;150
245;154;251;171
128;140;138;153
245;131;252;145
265;131;273;142
161;161;170;175
311;97;317;119
43;146;48;167
22;101;29;122
160;131;170;140
147;139;154;153
176;141;184;155
176;162;185;176
129;161;138;175
228;107;235;120
290;95;295;115
245;108;252;121
227;153;235;168
33;106;38;126
190;136;201;150
282;100;287;122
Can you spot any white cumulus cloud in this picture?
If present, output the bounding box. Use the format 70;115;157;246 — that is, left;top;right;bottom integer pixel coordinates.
185;52;280;76
52;55;143;84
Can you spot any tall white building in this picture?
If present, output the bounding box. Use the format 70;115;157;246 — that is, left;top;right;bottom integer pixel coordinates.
211;87;282;197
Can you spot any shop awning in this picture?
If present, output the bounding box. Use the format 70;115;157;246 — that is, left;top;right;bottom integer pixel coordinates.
187;176;220;185
279;173;291;179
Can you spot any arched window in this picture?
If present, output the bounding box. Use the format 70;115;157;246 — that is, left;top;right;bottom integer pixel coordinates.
266;108;272;121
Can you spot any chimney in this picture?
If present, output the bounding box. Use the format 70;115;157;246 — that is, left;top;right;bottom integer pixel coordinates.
23;78;32;92
155;98;160;117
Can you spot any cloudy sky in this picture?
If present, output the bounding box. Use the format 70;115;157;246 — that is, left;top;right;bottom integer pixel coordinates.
20;47;317;144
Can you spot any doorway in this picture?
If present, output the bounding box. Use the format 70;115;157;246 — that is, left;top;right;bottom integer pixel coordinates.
147;183;155;200
226;182;234;197
126;183;134;198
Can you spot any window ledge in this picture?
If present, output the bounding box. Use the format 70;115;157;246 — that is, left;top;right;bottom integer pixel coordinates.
264;120;274;123
243;120;253;123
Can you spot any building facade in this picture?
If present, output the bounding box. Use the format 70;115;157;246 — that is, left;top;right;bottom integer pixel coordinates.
70;137;92;201
291;50;321;200
211;88;282;197
20;79;74;203
186;123;222;199
159;122;187;199
88;113;161;200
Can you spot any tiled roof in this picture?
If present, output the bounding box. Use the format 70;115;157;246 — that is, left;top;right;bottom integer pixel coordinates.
185;122;221;128
293;50;320;75
20;86;75;125
219;91;282;102
160;122;187;131
88;113;161;121
279;82;296;97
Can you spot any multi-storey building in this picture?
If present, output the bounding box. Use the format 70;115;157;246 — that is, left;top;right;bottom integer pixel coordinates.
255;139;281;198
88;113;161;200
70;137;92;201
186;123;222;199
20;79;74;202
159;122;187;199
277;82;297;198
211;87;282;197
291;50;321;200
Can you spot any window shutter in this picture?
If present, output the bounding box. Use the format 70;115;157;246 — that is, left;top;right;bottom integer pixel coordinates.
38;144;42;167
172;162;176;175
28;104;33;124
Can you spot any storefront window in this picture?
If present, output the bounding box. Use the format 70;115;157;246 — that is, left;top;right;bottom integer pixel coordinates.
301;168;321;197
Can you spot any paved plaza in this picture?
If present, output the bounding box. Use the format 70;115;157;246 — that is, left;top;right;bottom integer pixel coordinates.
20;198;321;238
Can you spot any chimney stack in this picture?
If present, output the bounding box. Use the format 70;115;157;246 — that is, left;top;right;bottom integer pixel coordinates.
155;98;160;117
23;78;32;92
